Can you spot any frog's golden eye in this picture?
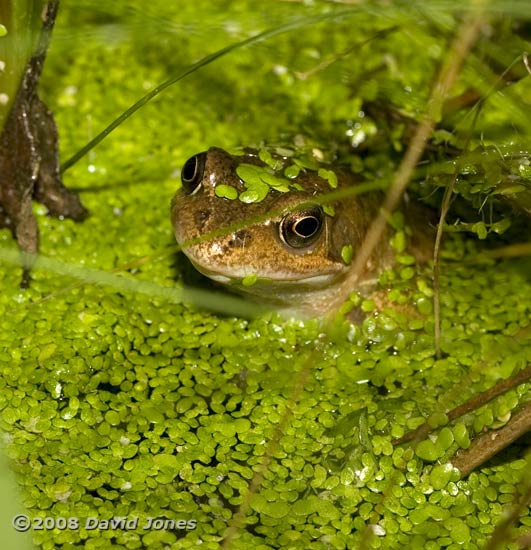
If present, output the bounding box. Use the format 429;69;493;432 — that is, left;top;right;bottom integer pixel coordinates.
181;152;206;195
279;205;324;249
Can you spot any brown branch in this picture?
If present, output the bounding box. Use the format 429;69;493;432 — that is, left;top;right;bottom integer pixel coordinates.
393;364;531;446
451;401;531;478
465;243;531;261
22;2;60;97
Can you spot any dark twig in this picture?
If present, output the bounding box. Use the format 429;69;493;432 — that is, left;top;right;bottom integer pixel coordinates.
451;401;531;478
393;364;531;446
21;1;59;99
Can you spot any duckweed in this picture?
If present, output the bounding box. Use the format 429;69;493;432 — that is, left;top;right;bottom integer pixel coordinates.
241;274;258;287
322;204;335;217
258;148;284;171
317;168;338;189
215;184;239;200
341;244;353;265
284;164;300;179
415;440;442;462
0;2;530;550
236;163;291;203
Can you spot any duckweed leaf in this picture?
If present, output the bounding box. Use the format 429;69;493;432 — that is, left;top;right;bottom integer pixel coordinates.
293;155;319;171
215;184;238;200
258;148;283;170
241;274;258;286
237;162;291;200
415;439;442;462
239;180;269;203
236;163;264;186
284;164;300;179
260;171;291;192
322;204;335;216
341;244;353;264
318;167;338;188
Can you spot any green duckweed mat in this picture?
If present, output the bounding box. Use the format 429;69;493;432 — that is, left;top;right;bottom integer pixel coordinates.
1;1;531;549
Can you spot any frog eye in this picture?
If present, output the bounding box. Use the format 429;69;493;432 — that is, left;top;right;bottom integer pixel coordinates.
279;205;324;249
181;152;206;195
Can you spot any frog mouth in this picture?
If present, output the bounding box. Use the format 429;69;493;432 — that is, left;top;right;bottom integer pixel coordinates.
187;256;346;288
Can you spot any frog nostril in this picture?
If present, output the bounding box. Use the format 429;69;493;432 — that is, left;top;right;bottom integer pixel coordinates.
194;210;210;229
228;230;250;247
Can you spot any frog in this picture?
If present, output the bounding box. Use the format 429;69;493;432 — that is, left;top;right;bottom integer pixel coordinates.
171;146;432;316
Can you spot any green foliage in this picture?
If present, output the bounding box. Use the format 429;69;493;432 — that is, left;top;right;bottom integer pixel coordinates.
0;1;530;549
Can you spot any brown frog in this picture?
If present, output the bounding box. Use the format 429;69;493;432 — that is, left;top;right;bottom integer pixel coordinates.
171;146;431;315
